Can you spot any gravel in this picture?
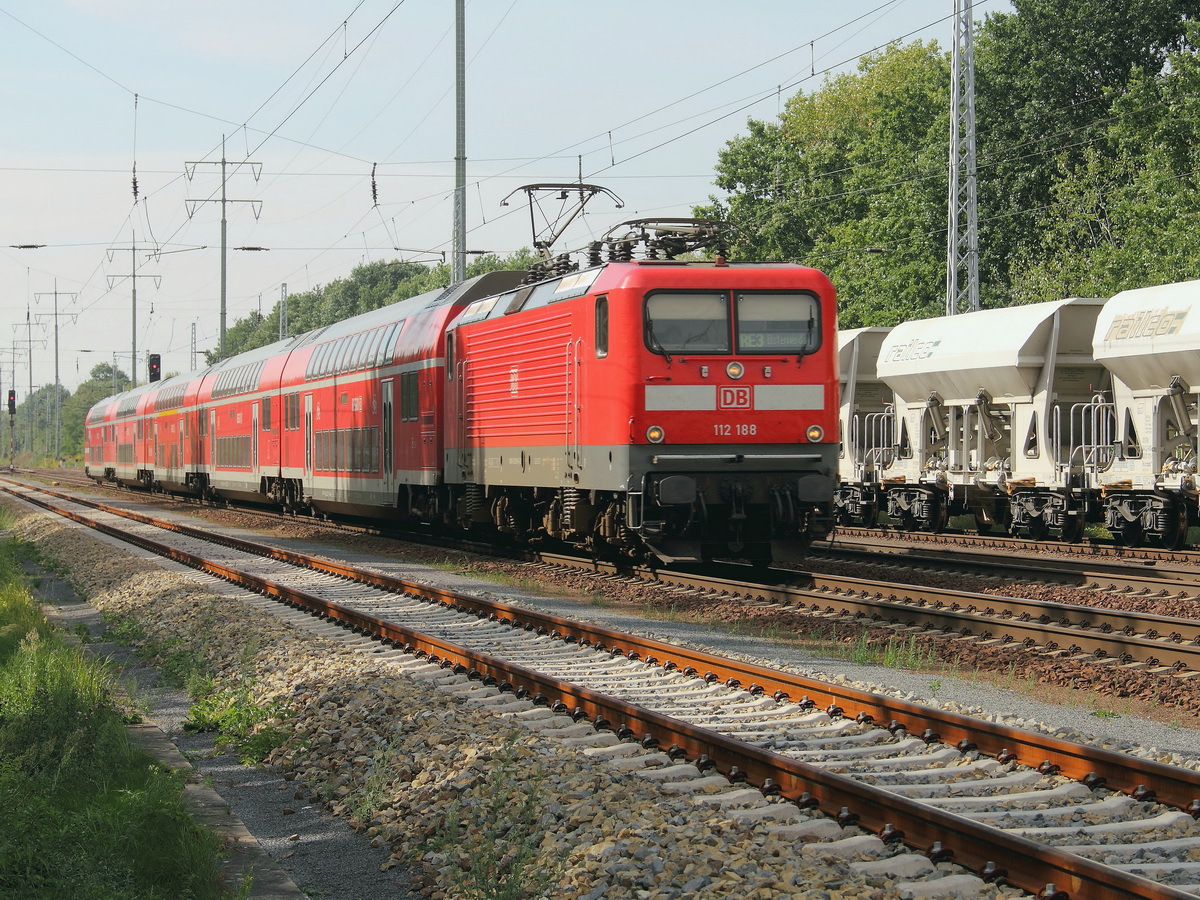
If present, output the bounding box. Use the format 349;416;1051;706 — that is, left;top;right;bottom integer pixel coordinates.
29;525;415;900
13;489;1200;899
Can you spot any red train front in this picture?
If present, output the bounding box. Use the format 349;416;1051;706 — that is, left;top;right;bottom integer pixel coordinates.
446;223;839;563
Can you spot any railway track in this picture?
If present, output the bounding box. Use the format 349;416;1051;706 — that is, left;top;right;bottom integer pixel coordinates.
813;538;1200;596
834;524;1200;566
28;471;1200;678
38;468;1200;597
530;555;1200;676
34;468;1200;573
7;479;1200;898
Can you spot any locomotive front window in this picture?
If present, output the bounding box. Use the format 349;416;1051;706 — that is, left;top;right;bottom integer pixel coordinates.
645;292;730;355
735;292;821;355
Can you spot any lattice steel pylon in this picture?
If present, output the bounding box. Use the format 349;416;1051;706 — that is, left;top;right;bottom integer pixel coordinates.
945;0;980;315
451;0;467;285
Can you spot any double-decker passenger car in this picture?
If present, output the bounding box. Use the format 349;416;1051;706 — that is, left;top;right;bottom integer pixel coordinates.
86;220;840;563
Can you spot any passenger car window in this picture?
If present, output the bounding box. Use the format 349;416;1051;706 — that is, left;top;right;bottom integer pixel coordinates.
364;327;386;367
350;331;370;370
376;323;401;366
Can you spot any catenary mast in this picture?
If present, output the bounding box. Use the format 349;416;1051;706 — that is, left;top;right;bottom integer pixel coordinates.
946;0;980;315
452;0;467;284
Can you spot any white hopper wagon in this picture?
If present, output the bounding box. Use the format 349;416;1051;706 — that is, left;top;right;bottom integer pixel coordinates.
874;298;1107;535
835;327;893;526
1092;279;1200;547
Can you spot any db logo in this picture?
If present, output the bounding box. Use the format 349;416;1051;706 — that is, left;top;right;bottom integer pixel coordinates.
718;386;751;409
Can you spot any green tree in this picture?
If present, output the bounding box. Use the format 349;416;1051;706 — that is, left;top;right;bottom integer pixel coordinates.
975;0;1196;297
700;41;952;326
214;251;539;362
701;2;1197;323
59;365;126;459
1006;27;1200;301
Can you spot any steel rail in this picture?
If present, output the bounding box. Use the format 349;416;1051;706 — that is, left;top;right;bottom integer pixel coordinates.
535;551;1200;671
33;468;1200;569
9;485;1198;900
834;525;1200;565
818;538;1200;593
10;481;1200;805
796;581;1200;670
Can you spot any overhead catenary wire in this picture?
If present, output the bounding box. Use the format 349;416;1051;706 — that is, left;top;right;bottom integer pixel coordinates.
10;0;1184;389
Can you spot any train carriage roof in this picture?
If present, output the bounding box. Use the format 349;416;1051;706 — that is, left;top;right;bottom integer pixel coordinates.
277;269;526;382
87;270;528;413
876;297;1105;404
1093;279;1200;391
85;396;119;426
306;269;526;344
837;327;891;384
106;378;166;418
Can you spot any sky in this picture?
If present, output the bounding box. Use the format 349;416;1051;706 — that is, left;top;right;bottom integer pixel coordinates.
0;0;1011;394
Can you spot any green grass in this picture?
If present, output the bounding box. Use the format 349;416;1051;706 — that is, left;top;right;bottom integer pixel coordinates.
0;541;231;900
830;630;940;670
426;733;555;900
184;685;291;765
103;601;289;768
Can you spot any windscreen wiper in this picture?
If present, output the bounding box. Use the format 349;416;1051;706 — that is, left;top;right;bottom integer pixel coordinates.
645;317;672;363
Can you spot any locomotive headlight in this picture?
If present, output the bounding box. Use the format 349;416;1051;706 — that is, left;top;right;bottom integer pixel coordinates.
805;424;825;442
646;425;666;444
725;361;745;379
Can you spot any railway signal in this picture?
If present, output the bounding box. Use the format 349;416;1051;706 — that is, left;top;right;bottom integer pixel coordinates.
148;353;161;383
6;389;14;415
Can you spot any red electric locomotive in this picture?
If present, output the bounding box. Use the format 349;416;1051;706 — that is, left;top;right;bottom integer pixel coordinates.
85;220;839;563
445;226;838;563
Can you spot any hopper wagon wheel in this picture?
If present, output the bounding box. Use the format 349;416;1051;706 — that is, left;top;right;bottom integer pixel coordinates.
1116;519;1144;548
1060;513;1085;544
862;502;879;529
1026;515;1049;541
927;495;949;534
1158;501;1189;551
